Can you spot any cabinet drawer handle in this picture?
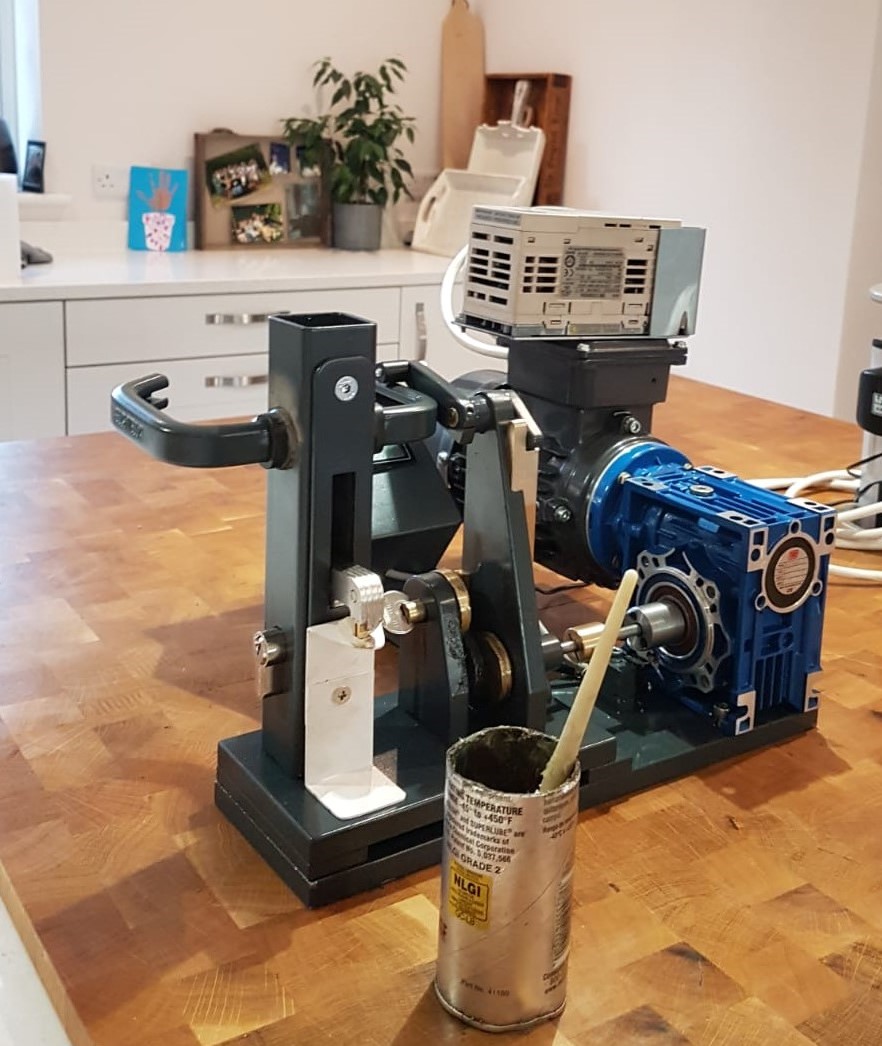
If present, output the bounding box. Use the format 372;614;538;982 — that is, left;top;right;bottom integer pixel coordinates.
205;313;270;326
204;374;268;388
415;301;428;361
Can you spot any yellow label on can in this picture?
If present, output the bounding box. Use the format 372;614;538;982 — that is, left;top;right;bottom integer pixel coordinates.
448;859;492;928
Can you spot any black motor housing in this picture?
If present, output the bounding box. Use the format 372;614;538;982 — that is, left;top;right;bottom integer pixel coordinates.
436;337;688;587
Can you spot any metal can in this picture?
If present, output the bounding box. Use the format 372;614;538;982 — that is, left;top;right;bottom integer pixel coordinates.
434;725;580;1031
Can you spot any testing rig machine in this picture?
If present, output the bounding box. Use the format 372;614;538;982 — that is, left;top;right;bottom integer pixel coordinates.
111;207;835;906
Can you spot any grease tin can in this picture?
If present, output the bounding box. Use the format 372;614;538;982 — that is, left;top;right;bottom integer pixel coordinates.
434;725;580;1031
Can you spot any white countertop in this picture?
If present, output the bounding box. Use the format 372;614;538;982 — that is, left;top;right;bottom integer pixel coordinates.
0;246;453;302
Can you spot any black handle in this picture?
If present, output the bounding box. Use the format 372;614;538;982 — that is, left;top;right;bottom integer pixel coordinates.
377;360;495;442
111;374;290;468
374;381;438;449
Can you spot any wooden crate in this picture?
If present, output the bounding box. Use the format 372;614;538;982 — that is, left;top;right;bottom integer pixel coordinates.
483;73;572;206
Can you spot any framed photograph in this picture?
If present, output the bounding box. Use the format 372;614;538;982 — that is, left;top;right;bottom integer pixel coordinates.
269;141;291;175
232;202;284;245
285;181;322;241
194;131;328;250
205;143;271;204
21;140;46;193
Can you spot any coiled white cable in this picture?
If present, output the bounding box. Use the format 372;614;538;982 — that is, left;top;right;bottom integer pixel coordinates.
440;246;509;361
750;470;882;582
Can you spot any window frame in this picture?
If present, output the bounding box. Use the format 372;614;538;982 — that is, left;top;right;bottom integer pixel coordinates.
0;0;20;149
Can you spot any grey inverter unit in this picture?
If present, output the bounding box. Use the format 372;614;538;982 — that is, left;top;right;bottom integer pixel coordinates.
459;206;705;339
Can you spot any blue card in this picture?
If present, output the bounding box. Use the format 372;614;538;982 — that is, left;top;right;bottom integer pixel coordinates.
128;166;188;251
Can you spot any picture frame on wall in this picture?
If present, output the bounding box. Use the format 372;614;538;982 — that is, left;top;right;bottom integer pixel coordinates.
21;140;46;193
194;130;328;250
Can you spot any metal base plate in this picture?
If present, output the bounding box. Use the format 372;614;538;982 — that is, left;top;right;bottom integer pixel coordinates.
215;691;817;907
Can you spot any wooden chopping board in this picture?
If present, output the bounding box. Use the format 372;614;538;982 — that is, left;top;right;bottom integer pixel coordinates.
441;0;486;169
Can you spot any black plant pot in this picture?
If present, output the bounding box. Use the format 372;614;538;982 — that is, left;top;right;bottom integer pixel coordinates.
332;202;382;251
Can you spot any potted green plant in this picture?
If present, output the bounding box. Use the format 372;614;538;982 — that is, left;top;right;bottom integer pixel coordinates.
283;57;416;251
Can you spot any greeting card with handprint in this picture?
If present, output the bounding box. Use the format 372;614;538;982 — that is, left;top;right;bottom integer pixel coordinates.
127;166;189;251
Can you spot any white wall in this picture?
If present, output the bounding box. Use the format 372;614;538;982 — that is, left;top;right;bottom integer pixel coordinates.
37;0;449;219
34;0;882;417
835;7;882;420
478;0;882;418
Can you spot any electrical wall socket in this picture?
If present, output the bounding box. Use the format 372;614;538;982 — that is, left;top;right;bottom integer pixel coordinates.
91;164;128;199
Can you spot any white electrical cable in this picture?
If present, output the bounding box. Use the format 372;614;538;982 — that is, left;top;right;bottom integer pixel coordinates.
750;477;858;494
440;246;510;361
749;468;882;582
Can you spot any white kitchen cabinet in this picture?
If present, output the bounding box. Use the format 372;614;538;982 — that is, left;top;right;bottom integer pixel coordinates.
67;353;272;435
398;284;502;382
64;287;411;433
66;287;400;367
0;303;66;439
1;247;456;439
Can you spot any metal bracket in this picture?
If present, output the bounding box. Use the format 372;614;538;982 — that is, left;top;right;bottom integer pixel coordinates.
304;621;404;819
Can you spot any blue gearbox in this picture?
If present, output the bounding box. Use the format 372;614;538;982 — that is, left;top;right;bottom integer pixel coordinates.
586;442;835;734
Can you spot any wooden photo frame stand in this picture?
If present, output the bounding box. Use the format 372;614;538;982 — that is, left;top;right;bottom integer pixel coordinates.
194;130;330;250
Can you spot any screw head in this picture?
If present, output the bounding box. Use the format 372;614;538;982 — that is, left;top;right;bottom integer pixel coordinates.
622;416;642;435
553;504;573;523
335;376;358;402
253;630;283;667
332;686;351;704
445;407;460;427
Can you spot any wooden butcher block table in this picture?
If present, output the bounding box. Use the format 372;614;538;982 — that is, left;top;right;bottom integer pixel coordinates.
0;376;881;1046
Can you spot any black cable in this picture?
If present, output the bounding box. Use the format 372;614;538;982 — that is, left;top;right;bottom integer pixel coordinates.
830;450;882;506
535;581;589;596
845;448;882;475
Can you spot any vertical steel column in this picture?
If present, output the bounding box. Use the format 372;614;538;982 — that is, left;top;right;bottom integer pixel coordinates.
260;312;377;777
858;338;882;529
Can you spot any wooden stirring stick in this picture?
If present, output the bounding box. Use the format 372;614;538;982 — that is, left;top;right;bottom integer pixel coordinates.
539;569;639;793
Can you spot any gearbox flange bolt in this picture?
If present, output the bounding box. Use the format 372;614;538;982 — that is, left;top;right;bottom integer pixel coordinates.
712;702;730;725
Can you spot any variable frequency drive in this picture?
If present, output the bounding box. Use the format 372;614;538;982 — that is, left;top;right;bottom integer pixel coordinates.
460;205;705;340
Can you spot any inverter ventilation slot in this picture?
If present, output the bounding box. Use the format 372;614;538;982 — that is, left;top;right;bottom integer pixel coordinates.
521;254;560;295
467;243;513;296
466;238;515;305
624;257;650;296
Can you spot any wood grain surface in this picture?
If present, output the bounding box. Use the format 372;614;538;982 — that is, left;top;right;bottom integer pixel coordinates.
0;376;880;1046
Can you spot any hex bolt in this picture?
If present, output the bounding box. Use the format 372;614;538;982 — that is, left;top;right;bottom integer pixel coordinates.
712;702;730;725
334;376;358;402
332;686;352;705
253;629;284;667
